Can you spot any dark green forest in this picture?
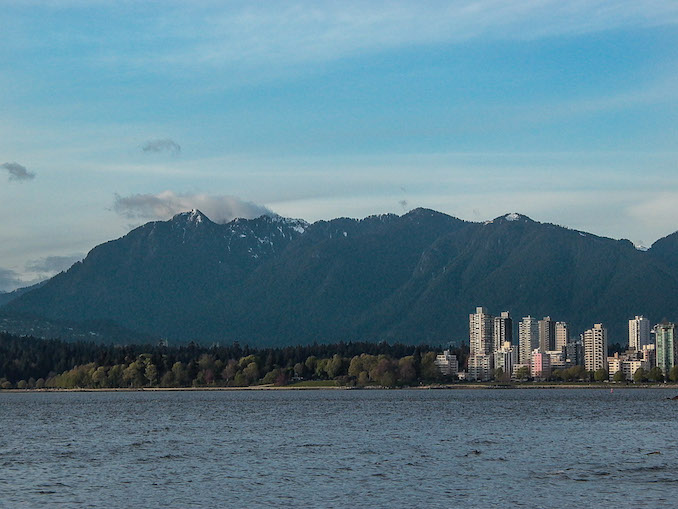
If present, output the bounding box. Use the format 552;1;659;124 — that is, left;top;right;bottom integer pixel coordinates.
0;332;466;389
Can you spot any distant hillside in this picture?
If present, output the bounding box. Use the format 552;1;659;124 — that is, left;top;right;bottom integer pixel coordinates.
2;209;678;345
0;281;46;307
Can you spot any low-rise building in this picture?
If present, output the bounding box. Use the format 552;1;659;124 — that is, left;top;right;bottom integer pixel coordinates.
468;353;493;381
435;350;459;377
531;350;551;380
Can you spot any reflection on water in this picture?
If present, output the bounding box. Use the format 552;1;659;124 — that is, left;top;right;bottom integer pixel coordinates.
1;389;676;508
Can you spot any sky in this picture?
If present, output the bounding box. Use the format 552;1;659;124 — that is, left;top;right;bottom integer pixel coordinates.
1;0;677;291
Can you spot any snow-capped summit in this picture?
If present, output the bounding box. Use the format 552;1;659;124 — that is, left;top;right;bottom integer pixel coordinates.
172;209;209;225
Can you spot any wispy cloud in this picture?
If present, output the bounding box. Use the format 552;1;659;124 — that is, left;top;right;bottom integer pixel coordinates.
141;1;678;68
113;191;273;223
1;162;36;181
142;138;181;154
25;254;83;275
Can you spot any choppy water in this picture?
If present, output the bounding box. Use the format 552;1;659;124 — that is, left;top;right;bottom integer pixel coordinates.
1;388;677;508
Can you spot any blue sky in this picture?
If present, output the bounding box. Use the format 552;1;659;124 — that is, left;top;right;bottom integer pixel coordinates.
1;1;677;290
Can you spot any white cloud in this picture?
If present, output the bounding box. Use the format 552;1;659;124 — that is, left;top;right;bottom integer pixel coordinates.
113;190;274;223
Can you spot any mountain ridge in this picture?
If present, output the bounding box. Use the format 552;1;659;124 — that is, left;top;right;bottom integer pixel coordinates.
2;208;677;346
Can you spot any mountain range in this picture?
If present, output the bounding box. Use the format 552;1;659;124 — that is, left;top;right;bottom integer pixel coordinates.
2;208;678;346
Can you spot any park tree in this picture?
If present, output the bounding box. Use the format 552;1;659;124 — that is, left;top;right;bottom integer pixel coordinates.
613;370;625;382
515;366;530;380
293;362;305;378
145;363;159;386
243;362;259;384
348;356;363;378
419;352;440;381
160;370;175;387
594;368;609;382
326;354;345;379
222;360;238;383
91;366;108;388
398;356;416;384
648;366;664;383
669;366;678;383
633;367;648;383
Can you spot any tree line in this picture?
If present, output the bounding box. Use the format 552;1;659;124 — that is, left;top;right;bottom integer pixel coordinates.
0;332;467;389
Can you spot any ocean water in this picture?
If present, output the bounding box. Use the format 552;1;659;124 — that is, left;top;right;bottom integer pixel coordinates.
1;388;677;508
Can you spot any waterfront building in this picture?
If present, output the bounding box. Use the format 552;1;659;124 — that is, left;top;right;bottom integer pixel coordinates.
468;354;493;381
519;316;539;365
493;311;513;352
607;352;649;381
538;316;556;352
546;350;567;370
555;322;569;351
629;316;651;351
565;340;584;366
435;350;459;377
584;323;608;372
531;350;551;380
469;307;493;356
655;322;677;375
494;341;517;377
642;344;656;367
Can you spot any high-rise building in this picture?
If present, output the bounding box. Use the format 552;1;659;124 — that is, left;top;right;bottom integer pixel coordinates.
642;344;656;368
655;322;677;375
555;322;569;351
469;307;493;356
493;311;513;352
566;340;584;366
519;316;539;365
538;316;556;352
584;323;608;372
629;316;651;351
494;341;517;378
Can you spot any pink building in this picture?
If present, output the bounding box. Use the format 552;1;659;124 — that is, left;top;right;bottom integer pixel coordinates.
531;350;551;380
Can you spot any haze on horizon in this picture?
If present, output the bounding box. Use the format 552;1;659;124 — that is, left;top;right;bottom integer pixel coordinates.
1;0;677;291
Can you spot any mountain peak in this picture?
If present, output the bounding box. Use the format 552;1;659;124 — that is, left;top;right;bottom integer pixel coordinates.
487;212;534;224
171;209;209;225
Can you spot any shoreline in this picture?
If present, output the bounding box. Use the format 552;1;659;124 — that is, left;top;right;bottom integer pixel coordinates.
2;383;678;393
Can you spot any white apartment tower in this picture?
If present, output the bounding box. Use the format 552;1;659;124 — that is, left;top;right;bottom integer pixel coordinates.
469;307;493;356
584;323;608;372
555;322;569;351
493;311;513;352
519;316;539;365
629;316;651;351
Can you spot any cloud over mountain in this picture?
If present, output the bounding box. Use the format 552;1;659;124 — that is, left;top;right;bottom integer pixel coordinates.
25;255;84;275
1;162;35;181
113;191;273;223
0;267;23;292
